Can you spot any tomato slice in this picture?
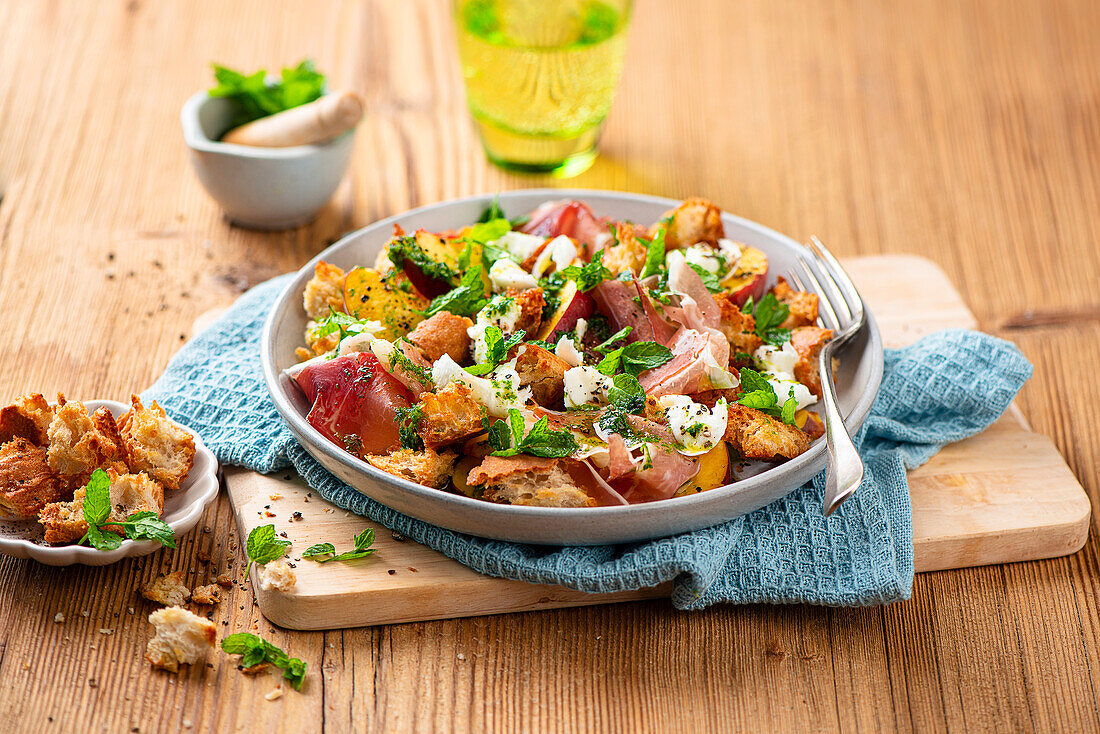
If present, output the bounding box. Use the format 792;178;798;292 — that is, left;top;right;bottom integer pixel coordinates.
294;353;415;456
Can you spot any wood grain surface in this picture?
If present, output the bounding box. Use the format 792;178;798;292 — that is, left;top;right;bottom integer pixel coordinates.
0;0;1098;731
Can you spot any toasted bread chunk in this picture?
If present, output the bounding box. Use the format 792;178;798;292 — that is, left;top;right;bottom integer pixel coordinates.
773;277;820;329
259;559;296;592
468;455;595;507
789;326;834;398
407;312;473;362
46;398;125;491
0;393;54;445
601;222;648;276
303;260;347;320
141;571;191;607
724;403;811;460
654;197;725;250
514;343;570;408
512;287;546;337
713;293;764;362
144;606;216;673
305;327;340;356
0;438;62;520
366;448;457;489
417;383;485;449
117;395;195;491
191;584;220;605
39;469;164;545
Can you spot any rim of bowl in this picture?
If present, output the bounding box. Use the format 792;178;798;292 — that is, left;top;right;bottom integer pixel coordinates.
180;90;353;159
261;188;885;519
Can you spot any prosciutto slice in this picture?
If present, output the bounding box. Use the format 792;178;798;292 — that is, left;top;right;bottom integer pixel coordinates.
602;419;699;502
294;353;414;456
591;279;678;346
521;200;607;250
638;328;732;396
667;259;721;331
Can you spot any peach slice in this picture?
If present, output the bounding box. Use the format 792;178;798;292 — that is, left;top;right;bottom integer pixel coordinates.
722;245;768;306
536;280;595;342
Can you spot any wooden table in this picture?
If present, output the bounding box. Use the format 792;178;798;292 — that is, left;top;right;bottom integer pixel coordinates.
1;0;1097;730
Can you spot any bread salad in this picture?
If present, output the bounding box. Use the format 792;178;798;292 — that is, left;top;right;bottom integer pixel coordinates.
287;197;831;507
0;394;195;546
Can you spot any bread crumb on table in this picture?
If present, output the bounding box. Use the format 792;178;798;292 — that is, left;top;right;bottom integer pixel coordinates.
53;613;64;623
191;584;220;605
140;571;190;606
144;606;216;673
264;686;283;701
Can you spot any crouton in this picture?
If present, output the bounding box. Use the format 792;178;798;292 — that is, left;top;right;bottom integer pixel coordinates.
303;261;347;320
467;455;595;508
0;393;54;445
724;403;811;460
259;559;296;592
712;293;763;362
39;469;164;545
304;326;340;356
141;571;191;606
513;343;570;408
0;438;61;520
117;395;196;490
654;198;725;250
191;584;220;605
46;399;125;491
601;222;649;276
366;448;457;489
790;326;833;398
144;606;216;673
417;383;485;449
512;287;546;336
407;312;474;362
773;277;820;329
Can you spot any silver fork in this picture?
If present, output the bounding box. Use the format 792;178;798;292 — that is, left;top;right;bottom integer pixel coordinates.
785;237;867;516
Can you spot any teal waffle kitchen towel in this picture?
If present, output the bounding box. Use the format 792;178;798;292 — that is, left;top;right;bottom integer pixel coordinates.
145;275;1033;607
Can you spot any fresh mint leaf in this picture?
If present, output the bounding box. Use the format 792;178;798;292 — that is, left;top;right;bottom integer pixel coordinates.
559;250;613;292
744;293;791;345
465;328;525;375
640;219;669;278
596;348;623;376
687;263;723;293
221;633;261;656
209;60;325;128
84;524;124;551
780;389;798;425
737;389;778;410
490;409;578;459
487;416;512;452
81;468;111;527
608;373;646;413
738;367;773;394
245;524;291;573
595;327;632;353
283;657;308;690
423;265;488;317
467;218;513;245
737;367;798;424
620;341;673;376
302;543;336;558
477;196;505;223
123;511;177;548
221;633;308;690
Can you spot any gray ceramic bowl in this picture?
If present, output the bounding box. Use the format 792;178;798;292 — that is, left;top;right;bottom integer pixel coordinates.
181;91;354;230
262;190;884;545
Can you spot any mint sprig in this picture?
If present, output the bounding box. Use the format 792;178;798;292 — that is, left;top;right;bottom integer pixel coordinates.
302;529;376;563
487;409;579;459
221;633;308;690
737;367;798;425
742;293;791;346
465;328;526;376
77;469;176;551
245;524;291;574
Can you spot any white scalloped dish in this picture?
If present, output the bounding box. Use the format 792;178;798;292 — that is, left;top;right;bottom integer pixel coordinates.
0;399;219;566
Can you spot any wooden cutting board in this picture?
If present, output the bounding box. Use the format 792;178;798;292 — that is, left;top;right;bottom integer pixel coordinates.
224;255;1091;630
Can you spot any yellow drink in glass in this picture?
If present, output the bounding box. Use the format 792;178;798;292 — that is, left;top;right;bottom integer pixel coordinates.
454;0;632;176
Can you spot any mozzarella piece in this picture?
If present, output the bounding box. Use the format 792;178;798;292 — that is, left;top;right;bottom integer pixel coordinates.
563;366;612;408
658;395;728;456
574;318;588;340
467;294;524;362
430;354;529;417
531;235;578;278
753;341;818;410
494;231;546;261
554;335;584;367
488;259;537;293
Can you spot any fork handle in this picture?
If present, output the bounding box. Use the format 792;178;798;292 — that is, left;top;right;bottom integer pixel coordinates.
818;342;865;515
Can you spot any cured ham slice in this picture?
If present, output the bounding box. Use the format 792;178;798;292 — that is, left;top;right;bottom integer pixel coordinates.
294;353;414;456
604;420;698;502
521;200;608;249
638;328;733;396
667;259;721;331
591;279;678;346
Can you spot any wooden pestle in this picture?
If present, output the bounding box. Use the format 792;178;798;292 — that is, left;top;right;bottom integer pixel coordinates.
221;90;364;147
